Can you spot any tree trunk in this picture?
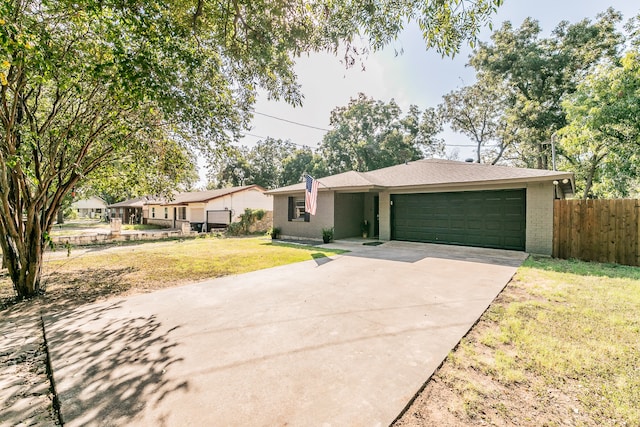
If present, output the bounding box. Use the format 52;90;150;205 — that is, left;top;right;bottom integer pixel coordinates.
57;208;64;225
0;204;47;299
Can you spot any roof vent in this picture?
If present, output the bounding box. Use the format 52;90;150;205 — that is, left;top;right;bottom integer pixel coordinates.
464;158;474;163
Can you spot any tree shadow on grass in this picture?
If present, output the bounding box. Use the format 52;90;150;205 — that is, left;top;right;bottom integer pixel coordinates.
526;256;640;281
40;266;138;312
45;301;188;425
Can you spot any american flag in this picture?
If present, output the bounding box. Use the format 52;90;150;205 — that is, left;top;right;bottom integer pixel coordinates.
305;174;319;215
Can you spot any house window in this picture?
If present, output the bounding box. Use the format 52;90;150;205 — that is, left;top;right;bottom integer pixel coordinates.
288;197;309;222
164;207;168;219
177;207;187;220
151;207;155;218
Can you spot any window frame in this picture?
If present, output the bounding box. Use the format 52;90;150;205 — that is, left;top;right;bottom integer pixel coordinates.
288;196;310;222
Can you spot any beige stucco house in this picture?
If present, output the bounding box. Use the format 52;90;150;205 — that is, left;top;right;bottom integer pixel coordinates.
145;185;272;231
71;196;107;219
267;159;574;255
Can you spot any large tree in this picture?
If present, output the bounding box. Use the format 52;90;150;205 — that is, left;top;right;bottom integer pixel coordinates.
439;76;514;164
208;140;327;189
319;93;444;174
469;9;623;170
1;0;502;299
559;48;640;198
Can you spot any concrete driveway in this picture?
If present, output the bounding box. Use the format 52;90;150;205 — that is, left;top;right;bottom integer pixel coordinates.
45;241;526;426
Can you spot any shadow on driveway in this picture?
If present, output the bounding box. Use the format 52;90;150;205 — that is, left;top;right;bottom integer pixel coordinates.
44;240;527;426
324;239;527;267
45;302;187;426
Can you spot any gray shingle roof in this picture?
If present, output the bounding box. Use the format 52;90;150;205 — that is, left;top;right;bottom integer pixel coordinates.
108;185;266;207
164;185;265;205
267;159;574;194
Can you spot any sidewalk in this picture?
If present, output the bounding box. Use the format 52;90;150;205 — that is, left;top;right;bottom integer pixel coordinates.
0;301;57;426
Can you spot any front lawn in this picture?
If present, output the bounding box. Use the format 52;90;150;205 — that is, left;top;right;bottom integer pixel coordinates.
395;257;640;426
0;237;345;307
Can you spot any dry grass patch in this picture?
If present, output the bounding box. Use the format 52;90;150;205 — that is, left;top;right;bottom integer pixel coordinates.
0;236;345;309
395;257;640;427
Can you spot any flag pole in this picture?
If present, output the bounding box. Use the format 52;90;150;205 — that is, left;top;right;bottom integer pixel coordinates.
304;173;330;190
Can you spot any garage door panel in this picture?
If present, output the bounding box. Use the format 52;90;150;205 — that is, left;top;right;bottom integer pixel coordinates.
391;190;526;251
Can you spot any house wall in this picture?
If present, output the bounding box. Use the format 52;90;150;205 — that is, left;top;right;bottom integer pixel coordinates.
72;197;107;210
525;182;554;255
363;193;377;236
146;203;175;227
273;191;334;240
190;207;205;222
333;193;364;239
72;197;107;218
204;189;272;221
379;191;392;240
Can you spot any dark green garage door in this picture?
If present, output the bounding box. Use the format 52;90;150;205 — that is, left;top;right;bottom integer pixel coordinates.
391;189;526;251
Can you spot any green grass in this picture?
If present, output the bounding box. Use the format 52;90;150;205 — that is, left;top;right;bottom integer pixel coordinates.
0;236;346;306
440;256;640;425
44;236;345;284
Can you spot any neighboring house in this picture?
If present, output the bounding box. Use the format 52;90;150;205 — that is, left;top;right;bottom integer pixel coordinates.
266;159;575;255
71;196;107;219
146;185;272;231
107;196;150;224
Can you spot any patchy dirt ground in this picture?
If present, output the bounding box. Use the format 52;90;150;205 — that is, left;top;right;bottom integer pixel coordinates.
393;277;603;427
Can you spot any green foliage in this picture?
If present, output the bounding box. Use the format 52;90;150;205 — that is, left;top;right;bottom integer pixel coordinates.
439;76;513;164
469;9;624;169
226;222;244;236
319;93;444;174
268;227;281;239
559;49;640;198
227;208;267;235
208;138;328;189
322;227;334;242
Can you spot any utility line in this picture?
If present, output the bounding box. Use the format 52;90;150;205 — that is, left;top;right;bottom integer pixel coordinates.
253;111;331;132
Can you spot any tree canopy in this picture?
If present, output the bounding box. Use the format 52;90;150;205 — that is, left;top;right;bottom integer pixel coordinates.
467;8;623;169
319;93;444;174
559;49;640;198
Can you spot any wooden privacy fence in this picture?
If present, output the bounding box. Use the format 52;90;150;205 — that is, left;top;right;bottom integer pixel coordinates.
553;199;640;266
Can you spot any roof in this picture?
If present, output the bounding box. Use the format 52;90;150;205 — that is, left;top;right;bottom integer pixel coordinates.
107;185;266;208
107;196;151;208
267;159;575;195
158;185;267;206
164;185;265;205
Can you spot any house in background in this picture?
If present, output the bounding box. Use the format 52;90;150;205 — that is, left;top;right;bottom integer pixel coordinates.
107;196;150;224
71;196;107;219
145;185;272;231
267;159;574;256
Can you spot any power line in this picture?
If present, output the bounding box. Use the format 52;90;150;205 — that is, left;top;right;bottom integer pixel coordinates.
253;111;330;132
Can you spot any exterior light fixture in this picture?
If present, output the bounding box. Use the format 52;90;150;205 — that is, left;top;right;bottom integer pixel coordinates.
552;180;559;185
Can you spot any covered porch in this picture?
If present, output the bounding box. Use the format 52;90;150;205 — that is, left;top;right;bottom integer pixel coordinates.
333;191;380;240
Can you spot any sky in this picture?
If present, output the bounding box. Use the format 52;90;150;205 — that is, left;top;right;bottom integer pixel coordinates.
210;1;639;177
